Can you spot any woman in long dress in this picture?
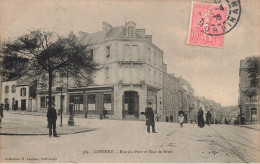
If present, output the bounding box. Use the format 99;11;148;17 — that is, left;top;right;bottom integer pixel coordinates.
198;107;205;128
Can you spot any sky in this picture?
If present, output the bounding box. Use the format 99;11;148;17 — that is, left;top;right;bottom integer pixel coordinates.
0;0;259;106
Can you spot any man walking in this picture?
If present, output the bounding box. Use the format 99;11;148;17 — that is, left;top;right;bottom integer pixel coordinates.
47;103;58;137
145;102;157;133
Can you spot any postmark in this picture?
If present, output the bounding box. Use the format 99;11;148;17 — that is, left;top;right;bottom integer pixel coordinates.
211;0;241;36
187;0;241;47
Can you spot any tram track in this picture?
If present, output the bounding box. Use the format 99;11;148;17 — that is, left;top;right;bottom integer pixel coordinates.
209;126;250;163
174;125;251;163
221;125;258;146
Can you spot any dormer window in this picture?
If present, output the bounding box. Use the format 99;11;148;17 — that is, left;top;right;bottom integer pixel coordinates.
128;27;134;37
125;21;136;37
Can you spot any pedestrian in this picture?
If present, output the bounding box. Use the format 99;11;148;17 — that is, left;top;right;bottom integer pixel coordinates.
102;107;107;119
144;102;157;133
241;115;245;125
166;116;169;122
0;103;4;128
47;103;58;137
178;108;184;128
5;103;9;111
206;111;212;126
170;115;173;122
198;107;205;128
224;118;229;125
156;115;160;122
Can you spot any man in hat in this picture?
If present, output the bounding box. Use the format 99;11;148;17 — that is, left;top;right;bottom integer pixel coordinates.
47;103;58;137
144;102;157;133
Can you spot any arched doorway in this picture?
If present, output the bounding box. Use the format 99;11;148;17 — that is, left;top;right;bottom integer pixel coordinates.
123;91;139;119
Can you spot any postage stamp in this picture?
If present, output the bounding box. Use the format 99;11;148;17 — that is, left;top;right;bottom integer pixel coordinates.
187;1;227;48
188;0;241;48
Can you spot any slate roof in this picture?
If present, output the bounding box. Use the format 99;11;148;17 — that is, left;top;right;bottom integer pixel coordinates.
80;25;145;45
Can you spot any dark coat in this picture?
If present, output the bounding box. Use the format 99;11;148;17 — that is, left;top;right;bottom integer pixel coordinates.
206;111;212;123
198;110;205;127
47;108;57;122
0;105;3;117
145;107;155;126
170;115;173;122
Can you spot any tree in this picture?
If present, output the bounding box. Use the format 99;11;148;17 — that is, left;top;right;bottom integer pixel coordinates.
246;57;259;88
1;30;99;110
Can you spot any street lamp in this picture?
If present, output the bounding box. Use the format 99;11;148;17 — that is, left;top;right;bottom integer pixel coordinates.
68;103;75;126
56;87;63;127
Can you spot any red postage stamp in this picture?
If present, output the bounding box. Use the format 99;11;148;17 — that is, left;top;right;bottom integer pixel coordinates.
188;1;227;48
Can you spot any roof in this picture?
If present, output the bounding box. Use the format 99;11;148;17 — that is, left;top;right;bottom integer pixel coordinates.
80;25;153;45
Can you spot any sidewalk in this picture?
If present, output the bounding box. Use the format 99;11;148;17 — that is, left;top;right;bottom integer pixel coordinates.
0;111;96;135
239;124;260;131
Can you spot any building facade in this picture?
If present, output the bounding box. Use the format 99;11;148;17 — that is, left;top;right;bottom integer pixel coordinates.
162;64;180;122
1;80;30;111
178;77;195;123
36;21;164;120
239;56;260;124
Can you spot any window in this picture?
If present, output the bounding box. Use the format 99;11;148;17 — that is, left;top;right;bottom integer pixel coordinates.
106;46;111;58
104;94;112;110
105;67;109;79
128;27;134;37
87;94;96;111
125;45;131;61
45;96;55;108
41;97;46;108
252;108;257;115
5;86;9;94
11;85;16;93
132;45;138;61
148;48;151;62
4;98;8;104
20;88;26;96
154;51;156;65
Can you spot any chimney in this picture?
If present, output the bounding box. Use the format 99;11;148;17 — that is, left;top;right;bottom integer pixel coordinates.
136;29;145;38
78;31;89;40
102;22;112;35
145;35;152;42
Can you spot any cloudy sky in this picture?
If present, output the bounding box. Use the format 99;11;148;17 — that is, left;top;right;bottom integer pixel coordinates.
1;0;259;106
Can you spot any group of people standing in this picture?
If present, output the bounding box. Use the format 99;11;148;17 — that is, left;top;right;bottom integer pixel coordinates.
178;107;212;128
144;102;213;133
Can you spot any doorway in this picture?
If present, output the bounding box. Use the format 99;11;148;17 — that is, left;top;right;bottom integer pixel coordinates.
123;91;139;118
21;100;26;111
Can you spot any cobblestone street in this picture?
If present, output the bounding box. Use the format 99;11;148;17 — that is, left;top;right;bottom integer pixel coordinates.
0;111;259;163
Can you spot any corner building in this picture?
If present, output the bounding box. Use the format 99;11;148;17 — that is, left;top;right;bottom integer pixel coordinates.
65;22;163;120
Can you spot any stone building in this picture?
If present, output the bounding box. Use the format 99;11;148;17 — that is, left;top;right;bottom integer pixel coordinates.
162;63;180;122
36;21;164;120
239;56;260;124
1;79;35;111
178;77;195;123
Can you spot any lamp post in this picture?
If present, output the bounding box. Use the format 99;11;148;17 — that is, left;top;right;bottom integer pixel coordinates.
68;103;75;126
56;87;63;127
